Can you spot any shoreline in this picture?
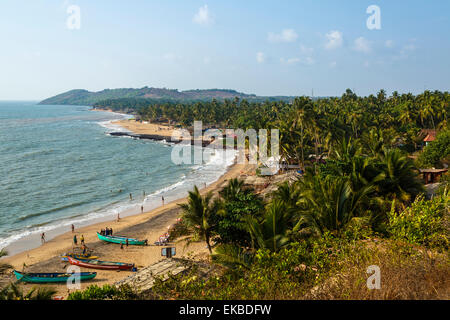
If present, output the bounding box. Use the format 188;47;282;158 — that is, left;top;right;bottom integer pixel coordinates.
2;161;249;296
0;112;228;256
1;116;253;297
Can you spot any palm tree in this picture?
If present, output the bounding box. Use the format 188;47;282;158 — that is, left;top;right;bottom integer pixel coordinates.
244;200;292;252
295;175;372;235
376;149;424;203
0;282;56;300
219;178;245;201
271;181;300;209
332;136;362;163
179;186;221;254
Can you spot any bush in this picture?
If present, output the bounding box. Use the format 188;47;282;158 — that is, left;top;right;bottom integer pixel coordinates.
67;284;138;300
417;129;450;168
387;192;449;250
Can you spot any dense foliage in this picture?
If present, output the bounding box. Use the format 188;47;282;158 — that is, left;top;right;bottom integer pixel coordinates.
417;128;450;168
67;284;138;300
57;89;449;300
388;191;449;249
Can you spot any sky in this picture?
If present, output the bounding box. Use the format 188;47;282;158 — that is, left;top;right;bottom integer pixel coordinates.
0;0;449;100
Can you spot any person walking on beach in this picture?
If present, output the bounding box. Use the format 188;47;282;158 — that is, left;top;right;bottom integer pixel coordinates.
162;196;165;206
73;234;77;245
117;213;120;222
126;238;129;248
141;205;144;214
71;224;75;233
41;233;45;244
80;235;85;245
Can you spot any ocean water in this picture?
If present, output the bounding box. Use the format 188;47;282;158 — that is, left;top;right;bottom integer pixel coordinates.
0;102;235;253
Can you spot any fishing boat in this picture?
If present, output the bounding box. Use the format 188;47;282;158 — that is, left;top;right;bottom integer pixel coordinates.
61;253;99;262
67;256;134;270
97;232;148;245
13;270;97;283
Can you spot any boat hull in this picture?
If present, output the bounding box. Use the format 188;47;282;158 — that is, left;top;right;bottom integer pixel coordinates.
14;270;97;283
61;253;99;262
97;232;147;245
67;257;134;271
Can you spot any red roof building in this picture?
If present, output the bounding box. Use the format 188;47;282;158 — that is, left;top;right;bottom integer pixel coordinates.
420;129;437;145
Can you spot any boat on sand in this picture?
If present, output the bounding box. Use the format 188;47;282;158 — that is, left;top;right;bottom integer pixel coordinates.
67;256;134;271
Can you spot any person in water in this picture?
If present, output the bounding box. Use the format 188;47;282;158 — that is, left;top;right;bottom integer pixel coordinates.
162;196;165;206
41;233;46;244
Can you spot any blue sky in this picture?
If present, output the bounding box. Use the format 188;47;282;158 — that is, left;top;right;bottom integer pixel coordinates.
0;0;449;100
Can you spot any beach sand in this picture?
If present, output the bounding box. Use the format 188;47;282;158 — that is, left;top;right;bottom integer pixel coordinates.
112;119;176;137
1;159;252;297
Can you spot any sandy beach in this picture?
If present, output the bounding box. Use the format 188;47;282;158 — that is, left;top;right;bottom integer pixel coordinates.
112;119;177;137
1;118;253;297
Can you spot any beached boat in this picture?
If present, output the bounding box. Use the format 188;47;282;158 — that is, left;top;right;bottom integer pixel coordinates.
96;232;148;245
67;256;134;270
61;253;99;262
13;270;97;283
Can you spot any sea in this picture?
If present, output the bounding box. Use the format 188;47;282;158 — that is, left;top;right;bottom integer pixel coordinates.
0;101;235;255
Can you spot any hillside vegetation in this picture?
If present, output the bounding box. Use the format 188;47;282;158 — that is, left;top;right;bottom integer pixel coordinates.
39;87;295;106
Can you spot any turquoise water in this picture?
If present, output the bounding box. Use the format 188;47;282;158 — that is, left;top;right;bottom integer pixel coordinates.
0;102;234;252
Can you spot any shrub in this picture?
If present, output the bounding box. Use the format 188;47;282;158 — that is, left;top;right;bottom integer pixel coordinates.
417;129;450;168
67;284;138;300
387;192;449;250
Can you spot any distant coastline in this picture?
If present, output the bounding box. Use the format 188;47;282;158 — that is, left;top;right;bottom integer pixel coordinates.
38;87;297;106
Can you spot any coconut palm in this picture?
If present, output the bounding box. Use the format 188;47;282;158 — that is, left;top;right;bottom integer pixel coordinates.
219;178;245;201
376;149;424;203
271;181;300;210
332;136;362;163
0;282;56;300
244;200;292;252
179;186;221;254
295;175;373;235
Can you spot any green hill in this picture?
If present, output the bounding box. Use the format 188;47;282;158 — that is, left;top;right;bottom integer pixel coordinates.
39;87;295;105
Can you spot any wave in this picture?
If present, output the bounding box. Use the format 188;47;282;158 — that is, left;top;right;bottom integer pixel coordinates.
14;200;92;223
0;133;237;253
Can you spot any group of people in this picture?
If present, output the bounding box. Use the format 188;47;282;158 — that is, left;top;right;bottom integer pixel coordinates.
100;227;113;236
73;234;85;245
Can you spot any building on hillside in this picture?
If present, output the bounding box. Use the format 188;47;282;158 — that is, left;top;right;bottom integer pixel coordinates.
420;129;437;146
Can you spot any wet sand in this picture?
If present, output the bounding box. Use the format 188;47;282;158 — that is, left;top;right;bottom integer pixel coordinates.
1;162;252;297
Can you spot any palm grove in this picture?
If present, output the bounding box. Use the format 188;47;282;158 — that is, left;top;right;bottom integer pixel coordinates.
4;90;447;300
95;89;450;299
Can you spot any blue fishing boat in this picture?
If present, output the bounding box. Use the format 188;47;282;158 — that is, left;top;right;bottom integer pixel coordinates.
13;270;97;283
97;232;147;245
